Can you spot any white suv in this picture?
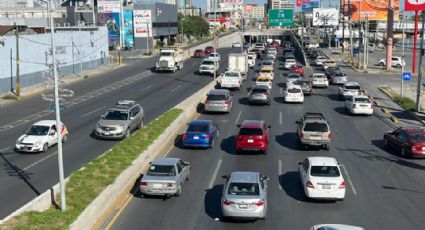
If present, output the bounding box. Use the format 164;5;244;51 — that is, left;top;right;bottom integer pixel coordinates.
378;56;405;68
312;73;329;88
198;58;219;75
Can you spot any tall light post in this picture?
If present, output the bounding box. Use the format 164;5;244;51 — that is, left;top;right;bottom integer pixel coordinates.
48;0;66;211
213;0;217;80
240;9;244;53
181;17;186;44
400;11;405;97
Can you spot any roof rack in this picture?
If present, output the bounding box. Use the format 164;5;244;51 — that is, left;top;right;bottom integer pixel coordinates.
303;112;325;120
116;100;136;106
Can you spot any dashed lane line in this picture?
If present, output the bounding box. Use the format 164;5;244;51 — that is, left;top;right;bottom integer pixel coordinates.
235;111;242;125
81;106;107;118
342;164;357;196
279;111;283;125
208;158;223;189
20;151;58;172
139;84;154;92
278;159;283;190
171;84;183;92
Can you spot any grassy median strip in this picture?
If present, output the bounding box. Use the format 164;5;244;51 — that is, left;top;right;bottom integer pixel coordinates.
393;96;418;112
3;108;183;230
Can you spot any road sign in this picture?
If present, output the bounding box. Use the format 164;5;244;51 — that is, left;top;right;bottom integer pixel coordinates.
50;104;65;111
268;9;294;27
353;48;360;54
402;71;412;81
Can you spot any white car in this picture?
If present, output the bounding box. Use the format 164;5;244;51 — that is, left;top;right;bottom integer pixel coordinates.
298;157;346;200
248;55;255;68
254;43;265;51
198;58;219;75
312;73;329;88
310;224;365;230
315;56;327;66
247;52;257;61
345;95;374;115
284;85;304;103
378;56;405;68
286;73;301;84
338;82;363;100
284;58;297;69
208;52;221;62
307;42;319;49
16;120;68;153
220;71;243;89
232;41;241;48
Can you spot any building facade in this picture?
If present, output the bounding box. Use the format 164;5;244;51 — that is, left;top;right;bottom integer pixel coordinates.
267;0;293;10
251;5;265;20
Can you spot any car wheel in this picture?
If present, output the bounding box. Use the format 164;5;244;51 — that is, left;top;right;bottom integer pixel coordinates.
384;137;389;148
62;134;68;143
124;129;130;139
186;171;190;181
400;147;407;157
324;144;330;151
379;62;384;66
139;119;144;129
175;186;182;197
42;143;48;153
397;64;401;68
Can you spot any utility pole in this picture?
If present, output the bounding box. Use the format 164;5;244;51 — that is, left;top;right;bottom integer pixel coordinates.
363;19;367;70
385;0;394;71
348;0;353;64
416;11;425;112
146;21;150;53
357;1;362;69
213;0;217;80
240;10;243;53
91;0;96;26
15;22;20;97
10;49;13;93
401;11;405;97
301;12;304;49
49;0;66;211
168;20;171;47
341;0;345;53
119;0;124;49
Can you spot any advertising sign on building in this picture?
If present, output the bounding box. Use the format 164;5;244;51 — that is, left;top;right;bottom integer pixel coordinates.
133;10;152;38
98;0;121;13
349;0;399;21
220;0;243;12
268;9;294;27
312;8;339;26
123;9;134;48
405;0;425;11
100;12;121;49
302;0;319;13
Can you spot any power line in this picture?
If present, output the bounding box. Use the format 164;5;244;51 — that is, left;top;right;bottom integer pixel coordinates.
17;34;108;48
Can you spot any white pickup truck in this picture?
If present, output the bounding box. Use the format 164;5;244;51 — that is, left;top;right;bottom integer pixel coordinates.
219;71;243;90
156;49;184;72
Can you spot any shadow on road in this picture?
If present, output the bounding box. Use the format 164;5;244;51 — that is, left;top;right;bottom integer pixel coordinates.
275;132;298;150
279;171;305;202
220;135;236;154
204;184;223;220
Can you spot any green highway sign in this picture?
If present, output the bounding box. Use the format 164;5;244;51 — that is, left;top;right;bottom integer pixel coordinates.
268;9;294;27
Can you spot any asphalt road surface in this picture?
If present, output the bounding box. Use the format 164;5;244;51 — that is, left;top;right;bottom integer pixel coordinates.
111;50;425;230
0;47;236;219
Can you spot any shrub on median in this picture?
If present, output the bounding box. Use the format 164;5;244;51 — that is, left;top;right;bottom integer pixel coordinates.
394;96;417;112
2;108;183;230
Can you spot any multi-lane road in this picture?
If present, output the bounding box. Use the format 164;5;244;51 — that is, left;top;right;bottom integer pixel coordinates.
110;45;425;229
0;47;234;219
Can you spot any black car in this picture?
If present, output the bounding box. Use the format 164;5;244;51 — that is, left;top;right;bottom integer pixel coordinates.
294;79;313;96
325;66;344;79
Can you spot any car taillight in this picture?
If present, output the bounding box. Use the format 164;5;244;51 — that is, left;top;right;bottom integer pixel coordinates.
339;181;346;189
223;199;234;206
306;180;314;188
254;200;264;206
140;181;148;186
205;134;211;139
352;104;356;109
285;92;288;96
370;104;374;109
328;132;333;140
182;134;188;139
411;145;420;151
167;183;175;187
224;100;229;104
300;133;304;139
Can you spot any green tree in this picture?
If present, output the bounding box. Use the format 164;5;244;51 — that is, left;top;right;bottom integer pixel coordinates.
179;14;210;39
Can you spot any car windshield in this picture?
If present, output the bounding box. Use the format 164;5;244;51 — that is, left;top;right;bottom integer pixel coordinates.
354;98;370;103
225;72;240;77
26;125;50;136
228;182;260;196
409;132;425;141
207;94;227;101
260;70;272;74
187;124;209;132
288;88;301;93
161;52;173;57
252;88;268;93
345;85;361;90
304;122;329;132
147;164;176;176
202;61;214;65
262;61;273;65
257;79;270;82
103;110;128;120
239;128;263;135
310;166;340;177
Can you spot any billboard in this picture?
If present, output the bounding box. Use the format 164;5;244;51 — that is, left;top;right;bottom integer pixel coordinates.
100;13;121;48
347;0;400;21
133;10;152;38
220;0;243;12
123;9;134;48
98;0;120;13
312;8;339;26
405;0;425;11
302;0;319;13
268;9;294;27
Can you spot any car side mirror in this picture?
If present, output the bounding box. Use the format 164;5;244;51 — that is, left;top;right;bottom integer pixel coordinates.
222;175;229;179
236;124;241;128
49;132;56;136
101;115;105;119
261;176;270;181
295;120;300;124
149;162;152;165
297;162;302;165
267;124;272;128
130;117;134;120
337;162;342;167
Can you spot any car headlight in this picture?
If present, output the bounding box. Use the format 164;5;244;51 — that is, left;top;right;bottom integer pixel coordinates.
16;138;21;145
35;140;43;146
117;124;126;130
96;123;100;129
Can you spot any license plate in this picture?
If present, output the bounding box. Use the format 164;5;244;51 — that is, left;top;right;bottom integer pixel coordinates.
153;183;162;188
104;131;110;135
360;105;368;107
310;136;321;140
322;184;331;189
239;204;248;209
247;139;254;143
193;136;199;140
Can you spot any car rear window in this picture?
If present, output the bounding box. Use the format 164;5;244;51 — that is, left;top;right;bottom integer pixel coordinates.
288;88;301;93
207;94;227;101
225;72;240;77
310;166;340;177
260;69;272;74
228;182;260;196
188;124;209;132
303;122;329;132
147;165;176;176
257;78;270;82
345;85;361;90
239;128;263;135
288;74;300;79
354;98;370;103
263;61;273;65
252;88;268;93
196;49;203;52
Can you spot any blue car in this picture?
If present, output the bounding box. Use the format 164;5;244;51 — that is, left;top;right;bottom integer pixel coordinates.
182;120;218;148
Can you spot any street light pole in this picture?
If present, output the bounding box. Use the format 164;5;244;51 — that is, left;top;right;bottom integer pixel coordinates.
401;12;405;97
49;0;66;211
213;0;217;80
240;10;243;53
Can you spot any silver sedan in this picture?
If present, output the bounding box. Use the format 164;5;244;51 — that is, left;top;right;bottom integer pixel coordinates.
221;171;269;220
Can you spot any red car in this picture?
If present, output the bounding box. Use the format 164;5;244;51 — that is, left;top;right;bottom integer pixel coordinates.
205;46;214;54
290;64;304;76
235;120;271;153
384;127;425;158
193;49;205;58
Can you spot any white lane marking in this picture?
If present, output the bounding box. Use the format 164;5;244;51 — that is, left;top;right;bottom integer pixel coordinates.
21;151;58;172
279;111;283;125
81;106;107;118
235;111;242;125
209;158;223;189
342;164;357;195
171;84;183;92
278;160;283;190
0;147;10;152
140;84;154;92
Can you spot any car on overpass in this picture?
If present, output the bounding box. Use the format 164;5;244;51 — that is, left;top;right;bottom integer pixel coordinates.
298;157;346;201
140;158;190;197
221;171;269;220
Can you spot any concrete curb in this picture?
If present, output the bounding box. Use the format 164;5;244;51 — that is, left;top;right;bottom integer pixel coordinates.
70;76;222;230
390;116;400;124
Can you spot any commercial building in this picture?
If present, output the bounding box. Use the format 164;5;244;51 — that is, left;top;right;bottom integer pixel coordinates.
251;5;265;20
267;0;293;10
